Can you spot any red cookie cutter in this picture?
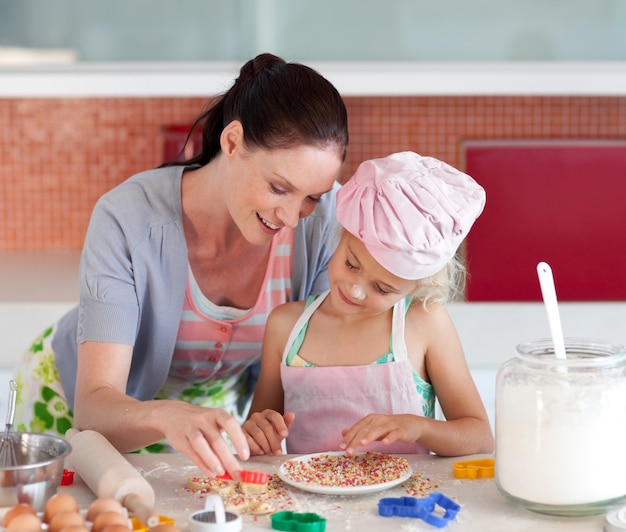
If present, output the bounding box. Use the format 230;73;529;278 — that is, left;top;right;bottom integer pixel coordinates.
240;470;269;485
60;468;75;486
216;469;269;484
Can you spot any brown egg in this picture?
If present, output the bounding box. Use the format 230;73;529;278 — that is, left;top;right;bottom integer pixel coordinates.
48;511;85;532
2;503;37;527
57;526;90;532
86;498;125;522
5;512;42;532
91;511;129;532
44;493;80;524
101;524;132;532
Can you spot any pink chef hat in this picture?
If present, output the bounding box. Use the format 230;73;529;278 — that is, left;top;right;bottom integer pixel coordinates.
336;151;486;280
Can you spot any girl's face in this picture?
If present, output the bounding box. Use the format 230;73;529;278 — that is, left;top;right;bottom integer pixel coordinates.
222;124;343;245
328;231;420;315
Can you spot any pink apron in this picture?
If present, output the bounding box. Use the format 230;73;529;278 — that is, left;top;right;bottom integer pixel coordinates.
280;291;430;455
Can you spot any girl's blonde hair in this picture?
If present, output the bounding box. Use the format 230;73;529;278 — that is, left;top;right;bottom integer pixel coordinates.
411;254;466;306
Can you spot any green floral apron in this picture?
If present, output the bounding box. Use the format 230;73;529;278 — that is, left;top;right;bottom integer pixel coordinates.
12;323;247;453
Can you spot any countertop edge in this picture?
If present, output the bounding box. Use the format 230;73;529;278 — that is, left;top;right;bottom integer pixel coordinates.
2;61;626;97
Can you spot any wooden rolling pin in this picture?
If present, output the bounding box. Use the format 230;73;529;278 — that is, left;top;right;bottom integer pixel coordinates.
66;428;160;527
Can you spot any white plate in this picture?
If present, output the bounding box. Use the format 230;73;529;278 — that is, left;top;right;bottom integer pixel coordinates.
277;452;413;495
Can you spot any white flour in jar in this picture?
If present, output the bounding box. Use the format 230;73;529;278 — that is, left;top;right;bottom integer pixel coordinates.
496;378;626;505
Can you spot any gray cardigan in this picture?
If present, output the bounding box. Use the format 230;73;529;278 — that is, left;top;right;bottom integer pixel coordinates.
53;166;339;409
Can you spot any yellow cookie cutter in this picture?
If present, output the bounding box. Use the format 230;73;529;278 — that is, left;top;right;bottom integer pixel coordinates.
452;458;495;479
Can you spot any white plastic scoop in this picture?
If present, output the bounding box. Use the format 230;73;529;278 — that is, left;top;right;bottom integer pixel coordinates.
536;261;567;359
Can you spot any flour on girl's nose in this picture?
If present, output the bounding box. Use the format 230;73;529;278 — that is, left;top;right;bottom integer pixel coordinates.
349;284;366;300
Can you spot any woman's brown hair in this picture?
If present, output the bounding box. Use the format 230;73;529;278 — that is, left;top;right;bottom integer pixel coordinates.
162;53;348;167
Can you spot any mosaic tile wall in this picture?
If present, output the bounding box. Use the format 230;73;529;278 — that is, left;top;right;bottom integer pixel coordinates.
1;95;626;250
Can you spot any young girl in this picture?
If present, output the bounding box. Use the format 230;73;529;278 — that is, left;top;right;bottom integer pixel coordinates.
242;151;494;457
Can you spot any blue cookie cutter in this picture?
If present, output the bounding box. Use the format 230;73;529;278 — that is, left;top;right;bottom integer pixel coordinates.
271;511;327;532
378;493;461;528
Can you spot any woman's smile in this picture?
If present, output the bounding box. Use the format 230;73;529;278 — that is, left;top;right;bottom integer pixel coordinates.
258;214;281;232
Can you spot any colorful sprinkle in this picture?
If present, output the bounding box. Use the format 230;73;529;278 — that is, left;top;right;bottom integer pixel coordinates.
185;474;294;515
403;473;442;497
281;452;410;488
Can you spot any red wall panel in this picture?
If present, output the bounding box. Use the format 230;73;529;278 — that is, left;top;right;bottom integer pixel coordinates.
463;140;626;301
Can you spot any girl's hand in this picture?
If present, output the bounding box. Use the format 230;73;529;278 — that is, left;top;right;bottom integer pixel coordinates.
339;413;419;455
243;410;295;456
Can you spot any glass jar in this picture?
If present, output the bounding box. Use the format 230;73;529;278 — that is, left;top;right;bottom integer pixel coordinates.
495;338;626;517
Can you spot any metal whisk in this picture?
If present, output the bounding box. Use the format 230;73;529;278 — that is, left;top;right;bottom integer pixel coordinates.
0;380;18;467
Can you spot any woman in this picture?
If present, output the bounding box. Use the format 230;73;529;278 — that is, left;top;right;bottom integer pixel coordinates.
12;53;349;479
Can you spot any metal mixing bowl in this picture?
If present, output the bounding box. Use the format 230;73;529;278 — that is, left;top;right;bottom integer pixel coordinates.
0;432;72;511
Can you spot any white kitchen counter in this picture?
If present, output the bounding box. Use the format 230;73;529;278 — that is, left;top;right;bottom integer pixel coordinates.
59;452;615;531
2;61;626;97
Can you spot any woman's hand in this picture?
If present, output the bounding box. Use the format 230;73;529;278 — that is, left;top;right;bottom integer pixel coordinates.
153;402;250;479
74;342;250;479
243;410;295;456
339;413;420;455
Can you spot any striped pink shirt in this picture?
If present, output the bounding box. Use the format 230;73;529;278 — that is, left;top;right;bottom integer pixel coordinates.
169;227;294;383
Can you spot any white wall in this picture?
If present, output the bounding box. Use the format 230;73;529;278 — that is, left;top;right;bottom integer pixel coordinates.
447;301;626;431
0;251;78;372
0;303;75;414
